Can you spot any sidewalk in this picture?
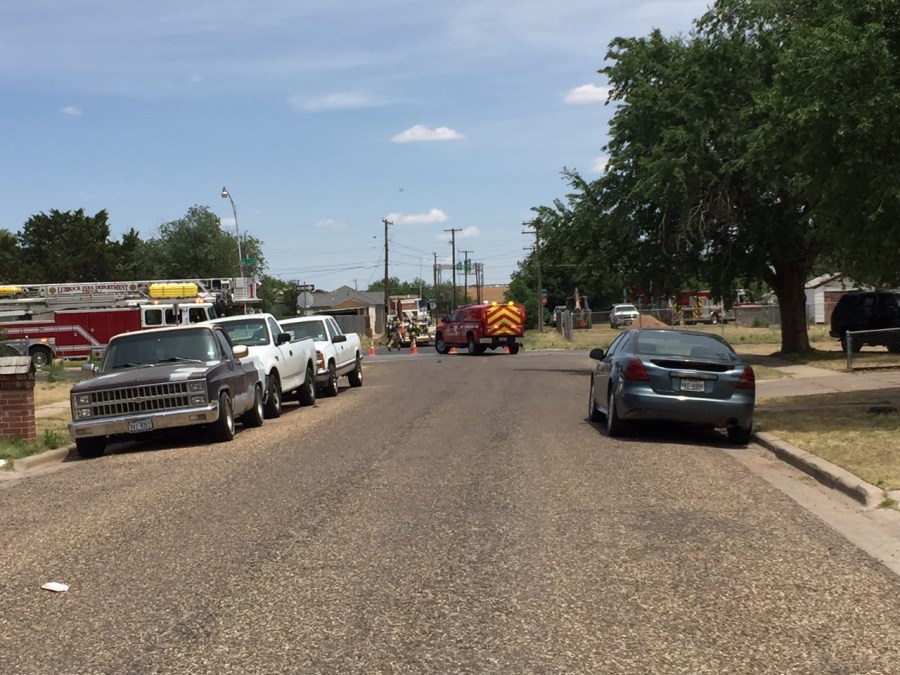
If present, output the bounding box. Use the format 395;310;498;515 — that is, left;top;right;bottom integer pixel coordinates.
751;357;900;507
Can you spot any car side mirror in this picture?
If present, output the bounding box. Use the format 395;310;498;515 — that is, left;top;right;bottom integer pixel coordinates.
589;348;605;360
332;334;347;343
277;332;292;345
81;362;99;377
233;344;250;359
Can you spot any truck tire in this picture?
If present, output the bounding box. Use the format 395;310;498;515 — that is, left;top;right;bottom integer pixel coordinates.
264;373;283;419
298;365;317;406
209;392;235;443
710;312;720;325
75;437;105;459
434;336;450;355
508;344;520;355
348;356;363;387
30;346;53;367
322;362;339;397
241;383;264;428
467;333;479;355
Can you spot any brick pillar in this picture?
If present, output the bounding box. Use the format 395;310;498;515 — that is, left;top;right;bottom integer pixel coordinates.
0;356;37;444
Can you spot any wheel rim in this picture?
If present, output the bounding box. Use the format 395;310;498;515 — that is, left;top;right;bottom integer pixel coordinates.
255;386;264;419
225;397;235;435
355;360;362;381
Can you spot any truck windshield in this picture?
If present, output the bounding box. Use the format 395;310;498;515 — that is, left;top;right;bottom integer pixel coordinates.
102;329;219;371
282;321;326;342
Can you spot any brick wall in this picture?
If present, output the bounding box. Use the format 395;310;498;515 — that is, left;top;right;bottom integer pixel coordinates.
0;357;37;444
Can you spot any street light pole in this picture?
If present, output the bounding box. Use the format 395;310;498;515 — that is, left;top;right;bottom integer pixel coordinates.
221;187;243;280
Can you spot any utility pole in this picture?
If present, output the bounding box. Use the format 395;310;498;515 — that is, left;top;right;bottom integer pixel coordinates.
433;252;438;311
461;249;472;304
382;217;392;331
522;220;543;331
444;228;461;310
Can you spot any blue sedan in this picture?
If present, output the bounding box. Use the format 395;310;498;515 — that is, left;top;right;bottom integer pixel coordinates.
588;328;755;444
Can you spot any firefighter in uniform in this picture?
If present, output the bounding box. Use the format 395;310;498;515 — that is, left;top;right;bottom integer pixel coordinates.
387;316;403;351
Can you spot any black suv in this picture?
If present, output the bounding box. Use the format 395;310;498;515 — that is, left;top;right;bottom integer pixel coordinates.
829;291;900;352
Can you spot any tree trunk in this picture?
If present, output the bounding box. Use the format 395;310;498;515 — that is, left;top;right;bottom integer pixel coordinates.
769;261;812;354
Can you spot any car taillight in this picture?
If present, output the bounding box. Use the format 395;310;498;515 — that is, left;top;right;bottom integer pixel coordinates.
624;358;649;381
737;366;755;390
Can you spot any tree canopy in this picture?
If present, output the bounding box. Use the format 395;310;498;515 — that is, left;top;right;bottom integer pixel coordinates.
519;0;900;353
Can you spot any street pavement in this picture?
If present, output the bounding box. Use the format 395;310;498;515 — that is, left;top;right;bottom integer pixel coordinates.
16;352;900;507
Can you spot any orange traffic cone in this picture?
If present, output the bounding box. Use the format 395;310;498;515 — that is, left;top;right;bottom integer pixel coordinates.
411;340;418;355
369;342;376;357
504;345;510;354
449;346;458;355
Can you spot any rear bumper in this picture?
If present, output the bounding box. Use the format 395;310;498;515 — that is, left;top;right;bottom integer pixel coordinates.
618;389;754;429
479;336;524;345
68;403;220;440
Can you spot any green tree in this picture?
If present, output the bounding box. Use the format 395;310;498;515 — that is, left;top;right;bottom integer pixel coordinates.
0;229;22;282
17;209;116;282
147;205;265;279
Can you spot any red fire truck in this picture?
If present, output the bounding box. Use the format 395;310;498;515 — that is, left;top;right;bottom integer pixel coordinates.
434;301;526;355
0;278;259;365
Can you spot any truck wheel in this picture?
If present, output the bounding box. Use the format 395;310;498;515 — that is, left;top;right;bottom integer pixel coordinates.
209;392;235;442
264;373;283;419
840;332;862;353
467;333;479;355
241;383;264;428
348;356;363;387
323;362;339;397
75;437;105;459
434;336;450;355
30;346;53;367
710;313;720;325
507;344;520;355
298;366;317;406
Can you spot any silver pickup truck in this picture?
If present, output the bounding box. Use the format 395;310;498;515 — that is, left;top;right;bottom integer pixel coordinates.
211;313;317;417
68;323;265;458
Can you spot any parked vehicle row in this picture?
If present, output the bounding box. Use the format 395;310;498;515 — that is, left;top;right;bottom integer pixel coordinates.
67;314;364;458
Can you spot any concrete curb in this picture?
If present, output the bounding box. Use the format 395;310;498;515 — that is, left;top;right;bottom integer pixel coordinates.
13;446;73;473
753;431;884;508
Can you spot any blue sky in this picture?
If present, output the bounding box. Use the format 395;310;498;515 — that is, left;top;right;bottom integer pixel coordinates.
0;0;710;291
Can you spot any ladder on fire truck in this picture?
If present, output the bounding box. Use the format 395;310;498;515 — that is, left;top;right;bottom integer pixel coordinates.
0;278;259;316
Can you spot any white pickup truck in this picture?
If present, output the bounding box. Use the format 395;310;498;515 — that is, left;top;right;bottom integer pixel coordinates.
211;313;317;417
280;315;363;397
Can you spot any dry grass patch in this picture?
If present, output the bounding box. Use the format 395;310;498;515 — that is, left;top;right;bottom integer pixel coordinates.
757;392;900;490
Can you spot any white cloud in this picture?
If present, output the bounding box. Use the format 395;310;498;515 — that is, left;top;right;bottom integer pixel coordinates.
386;209;448;226
61;105;82;116
314;218;344;229
291;92;379;112
591;155;610;173
391;124;465;143
564;84;611;104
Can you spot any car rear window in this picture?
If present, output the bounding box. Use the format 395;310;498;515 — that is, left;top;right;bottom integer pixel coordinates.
635;333;739;361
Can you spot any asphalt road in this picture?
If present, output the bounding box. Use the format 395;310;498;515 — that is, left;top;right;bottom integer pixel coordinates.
3;350;900;673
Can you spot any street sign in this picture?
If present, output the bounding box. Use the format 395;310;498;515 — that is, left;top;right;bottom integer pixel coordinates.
295;284;315;292
241;258;257;266
297;291;315;309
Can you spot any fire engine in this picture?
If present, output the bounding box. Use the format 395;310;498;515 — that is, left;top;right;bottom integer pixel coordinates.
434;301;526;355
0;278;259;365
671;290;733;325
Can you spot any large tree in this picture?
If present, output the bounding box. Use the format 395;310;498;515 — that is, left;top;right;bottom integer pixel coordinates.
17;209;117;283
147;205;265;280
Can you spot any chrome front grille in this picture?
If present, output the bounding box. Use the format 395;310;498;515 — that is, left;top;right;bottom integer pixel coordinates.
88;382;192;418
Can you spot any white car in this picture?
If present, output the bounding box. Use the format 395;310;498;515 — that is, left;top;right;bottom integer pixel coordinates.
610;304;640;328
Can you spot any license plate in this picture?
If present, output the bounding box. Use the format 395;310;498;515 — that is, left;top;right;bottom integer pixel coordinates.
680;379;705;393
128;418;153;433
